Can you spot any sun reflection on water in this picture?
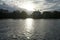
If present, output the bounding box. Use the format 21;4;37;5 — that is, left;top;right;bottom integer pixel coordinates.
24;18;34;39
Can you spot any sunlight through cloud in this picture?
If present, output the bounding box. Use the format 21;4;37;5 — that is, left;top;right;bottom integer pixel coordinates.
0;0;60;11
20;2;35;11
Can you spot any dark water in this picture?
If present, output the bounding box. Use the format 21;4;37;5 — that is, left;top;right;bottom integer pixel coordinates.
0;18;60;40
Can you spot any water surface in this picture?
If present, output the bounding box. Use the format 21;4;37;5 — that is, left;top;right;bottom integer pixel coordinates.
0;18;60;40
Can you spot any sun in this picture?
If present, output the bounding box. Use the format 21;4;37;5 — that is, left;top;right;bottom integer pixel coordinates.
20;2;35;11
22;3;34;11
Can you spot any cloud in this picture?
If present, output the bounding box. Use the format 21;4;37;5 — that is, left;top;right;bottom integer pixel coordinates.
45;0;60;3
44;0;60;11
32;0;60;11
0;0;60;11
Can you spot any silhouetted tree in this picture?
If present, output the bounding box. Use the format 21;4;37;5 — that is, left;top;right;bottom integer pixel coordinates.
31;11;41;19
20;11;28;19
42;11;53;18
0;9;9;18
1;8;60;19
42;11;60;19
0;9;28;19
53;11;60;18
12;10;21;18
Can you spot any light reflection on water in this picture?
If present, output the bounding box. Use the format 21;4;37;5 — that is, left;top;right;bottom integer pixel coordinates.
24;18;34;39
0;19;60;40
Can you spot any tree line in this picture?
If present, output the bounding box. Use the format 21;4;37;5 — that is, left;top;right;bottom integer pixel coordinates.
0;9;60;19
0;9;28;19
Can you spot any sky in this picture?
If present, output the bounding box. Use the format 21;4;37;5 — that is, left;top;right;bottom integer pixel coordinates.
0;0;60;11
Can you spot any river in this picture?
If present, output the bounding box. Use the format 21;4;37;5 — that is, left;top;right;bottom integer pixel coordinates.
0;18;60;40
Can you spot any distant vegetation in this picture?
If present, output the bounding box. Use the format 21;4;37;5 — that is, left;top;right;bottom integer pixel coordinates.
31;11;42;19
0;9;60;19
0;9;28;19
42;11;60;19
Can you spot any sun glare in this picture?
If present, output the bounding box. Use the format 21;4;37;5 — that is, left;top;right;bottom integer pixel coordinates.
24;18;34;39
20;2;35;11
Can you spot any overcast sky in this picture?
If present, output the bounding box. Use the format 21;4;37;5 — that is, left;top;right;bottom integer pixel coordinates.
0;0;60;11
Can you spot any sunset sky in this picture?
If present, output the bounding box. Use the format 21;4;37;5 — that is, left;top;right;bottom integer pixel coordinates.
0;0;60;11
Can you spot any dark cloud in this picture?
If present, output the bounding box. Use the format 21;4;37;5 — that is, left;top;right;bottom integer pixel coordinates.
41;0;60;11
45;0;60;3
